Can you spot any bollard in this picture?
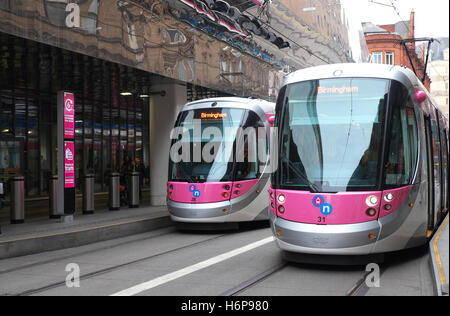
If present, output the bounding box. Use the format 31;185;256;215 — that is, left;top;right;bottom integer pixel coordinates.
10;176;25;224
0;179;4;234
128;172;140;208
48;175;60;219
0;179;4;210
83;174;95;215
109;172;120;211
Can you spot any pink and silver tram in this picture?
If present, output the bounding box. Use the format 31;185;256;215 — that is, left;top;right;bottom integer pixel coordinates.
269;63;449;256
167;97;275;229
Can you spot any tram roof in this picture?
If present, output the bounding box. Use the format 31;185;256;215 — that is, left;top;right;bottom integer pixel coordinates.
284;63;421;88
182;97;275;114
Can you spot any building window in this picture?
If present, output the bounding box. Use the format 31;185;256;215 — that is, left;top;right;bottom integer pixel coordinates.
371;52;383;64
385;52;394;65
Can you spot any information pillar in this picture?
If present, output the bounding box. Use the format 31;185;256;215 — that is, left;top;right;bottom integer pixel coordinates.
57;91;76;215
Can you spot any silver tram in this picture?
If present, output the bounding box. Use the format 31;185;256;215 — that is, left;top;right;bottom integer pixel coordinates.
269;63;449;256
167;97;275;228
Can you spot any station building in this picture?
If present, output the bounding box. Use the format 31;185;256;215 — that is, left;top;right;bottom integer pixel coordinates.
0;0;350;218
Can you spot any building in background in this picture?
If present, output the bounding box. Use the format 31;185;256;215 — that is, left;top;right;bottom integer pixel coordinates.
428;48;449;117
276;0;351;60
417;37;449;62
0;0;350;215
362;10;431;90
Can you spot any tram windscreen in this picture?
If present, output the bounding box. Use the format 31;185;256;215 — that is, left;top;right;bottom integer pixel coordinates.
278;78;389;192
169;107;264;183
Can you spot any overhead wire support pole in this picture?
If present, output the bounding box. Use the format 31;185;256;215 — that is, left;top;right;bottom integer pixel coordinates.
369;0;436;84
400;37;435;84
422;39;433;84
400;40;418;79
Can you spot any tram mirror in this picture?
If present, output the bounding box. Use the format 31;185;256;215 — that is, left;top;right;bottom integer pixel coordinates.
414;89;426;104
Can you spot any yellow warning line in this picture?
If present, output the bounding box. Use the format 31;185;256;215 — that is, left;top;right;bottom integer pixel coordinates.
433;215;449;287
0;215;168;244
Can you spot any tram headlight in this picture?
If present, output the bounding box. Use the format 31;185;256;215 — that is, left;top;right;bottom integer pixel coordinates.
366;195;379;207
277;194;286;203
384;193;394;202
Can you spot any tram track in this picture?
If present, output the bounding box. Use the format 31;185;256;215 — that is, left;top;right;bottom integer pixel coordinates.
220;263;389;297
346;271;372;296
346;265;389;296
220;263;288;296
219;255;392;297
8;232;231;296
0;227;177;276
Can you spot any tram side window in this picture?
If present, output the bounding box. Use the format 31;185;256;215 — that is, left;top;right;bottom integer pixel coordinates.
439;116;448;210
430;118;442;212
385;83;418;186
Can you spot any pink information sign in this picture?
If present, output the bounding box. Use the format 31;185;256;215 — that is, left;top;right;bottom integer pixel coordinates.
64;92;75;139
64;141;75;188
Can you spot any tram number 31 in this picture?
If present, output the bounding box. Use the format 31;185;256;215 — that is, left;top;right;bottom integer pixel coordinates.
317;216;326;223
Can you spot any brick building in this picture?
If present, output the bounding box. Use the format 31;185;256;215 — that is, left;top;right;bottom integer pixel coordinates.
362;11;431;90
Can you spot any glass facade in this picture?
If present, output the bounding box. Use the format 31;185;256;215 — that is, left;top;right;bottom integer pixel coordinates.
0;32;151;199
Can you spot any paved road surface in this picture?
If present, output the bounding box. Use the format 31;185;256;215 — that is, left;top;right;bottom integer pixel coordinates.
0;224;435;296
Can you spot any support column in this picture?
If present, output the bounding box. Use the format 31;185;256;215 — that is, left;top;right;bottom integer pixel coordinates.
149;82;187;206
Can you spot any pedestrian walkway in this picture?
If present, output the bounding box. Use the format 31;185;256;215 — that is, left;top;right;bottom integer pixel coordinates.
430;214;449;296
0;206;171;259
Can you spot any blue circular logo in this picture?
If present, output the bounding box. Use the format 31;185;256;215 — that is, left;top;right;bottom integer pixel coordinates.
189;184;201;198
320;203;333;216
312;195;324;207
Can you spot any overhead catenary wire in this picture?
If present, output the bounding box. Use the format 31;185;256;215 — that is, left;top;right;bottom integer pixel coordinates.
368;0;436;82
243;9;332;65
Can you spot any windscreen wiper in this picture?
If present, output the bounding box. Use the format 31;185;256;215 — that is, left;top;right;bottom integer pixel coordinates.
281;156;320;193
176;163;196;183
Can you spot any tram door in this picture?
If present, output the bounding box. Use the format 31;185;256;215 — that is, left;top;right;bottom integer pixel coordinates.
424;116;436;231
424;115;444;231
